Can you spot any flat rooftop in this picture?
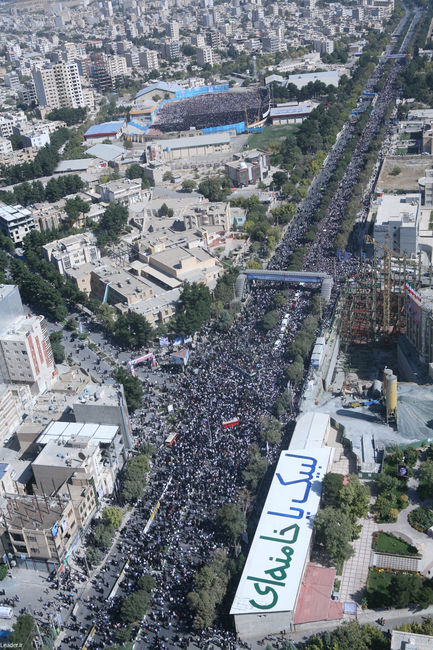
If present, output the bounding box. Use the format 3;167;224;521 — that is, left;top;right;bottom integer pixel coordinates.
38;421;119;446
148;131;231;150
375;193;420;226
230;447;332;616
0;202;32;222
294;564;342;624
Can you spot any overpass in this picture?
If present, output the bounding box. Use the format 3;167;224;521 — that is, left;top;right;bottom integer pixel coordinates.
235;269;334;302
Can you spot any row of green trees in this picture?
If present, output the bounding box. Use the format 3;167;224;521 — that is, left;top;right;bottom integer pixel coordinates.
113;368;144;412
0;174;85;206
1;127;70;185
86;506;123;567
314;473;370;568
119;453;149;503
46;106;87;126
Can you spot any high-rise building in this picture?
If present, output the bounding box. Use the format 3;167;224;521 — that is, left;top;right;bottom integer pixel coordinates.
139;49;159;71
0;315;56;395
161;40;181;60
0;286;56;396
32;62;85;109
167;21;179;40
0;203;36;245
0;285;23;335
197;46;214;67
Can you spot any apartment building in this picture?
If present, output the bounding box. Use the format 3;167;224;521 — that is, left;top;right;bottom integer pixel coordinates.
197;46;214;67
0;202;36;244
139;49;159;71
43;233;100;275
0;137;12;156
32;62;85;109
167;21;179;40
96;178;143;205
0;313;56;395
3;487;96;568
262;35;284;53
226;149;270;187
0;287;56;396
32;421;122;498
0;384;27;443
90;259;154;307
161;40;181;60
106;54;128;82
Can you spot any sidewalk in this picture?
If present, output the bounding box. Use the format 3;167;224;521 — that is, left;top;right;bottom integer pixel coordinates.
339;514;377;603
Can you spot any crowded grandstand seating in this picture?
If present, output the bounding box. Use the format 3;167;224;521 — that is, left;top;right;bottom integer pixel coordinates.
153;88;270;132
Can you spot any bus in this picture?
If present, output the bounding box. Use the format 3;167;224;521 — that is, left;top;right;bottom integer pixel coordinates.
165;432;178;446
222;417;240;429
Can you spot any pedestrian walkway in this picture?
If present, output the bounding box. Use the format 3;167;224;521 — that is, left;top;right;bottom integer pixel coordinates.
339;515;377;603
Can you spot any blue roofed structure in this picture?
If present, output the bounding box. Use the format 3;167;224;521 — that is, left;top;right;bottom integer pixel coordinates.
135;81;183;101
84;119;126;141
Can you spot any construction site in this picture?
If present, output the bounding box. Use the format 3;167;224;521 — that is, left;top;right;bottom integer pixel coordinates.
338;236;433;346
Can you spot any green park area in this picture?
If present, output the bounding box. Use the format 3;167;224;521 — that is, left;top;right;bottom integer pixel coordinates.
366;569;433;609
247;124;299;150
372;531;419;556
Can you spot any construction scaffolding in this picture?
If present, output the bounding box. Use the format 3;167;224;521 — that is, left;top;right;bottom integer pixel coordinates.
338;237;433;346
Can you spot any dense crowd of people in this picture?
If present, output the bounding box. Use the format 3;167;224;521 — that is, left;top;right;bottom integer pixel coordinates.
53;12;422;650
155;88;270;132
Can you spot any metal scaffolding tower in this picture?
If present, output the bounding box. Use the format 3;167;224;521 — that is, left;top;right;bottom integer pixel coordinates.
339;237;431;346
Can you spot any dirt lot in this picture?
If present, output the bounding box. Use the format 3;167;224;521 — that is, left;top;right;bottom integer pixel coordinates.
377;155;432;192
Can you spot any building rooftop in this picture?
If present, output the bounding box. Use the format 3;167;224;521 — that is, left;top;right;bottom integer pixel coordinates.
287;69;340;89
149;131;231;151
270;104;314;117
375;193;420;226
135;81;183;100
230;447;332;616
0;202;32;222
55;159;93;173
85;143;125;161
391;629;433;650
84;120;125;137
38;420;119;446
5;494;70;531
32;437;99;470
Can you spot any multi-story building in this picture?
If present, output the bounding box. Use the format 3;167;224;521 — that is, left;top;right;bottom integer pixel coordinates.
0;202;36;244
197;46;214;67
2;487;96;569
139;50;159;71
314;39;334;55
43;233;100;275
0;137;13;156
96;178;143;205
262;35;284;53
3;73;20;89
18;128;51;150
90;259;154;307
0;384;28;443
32;422;122;497
191;34;206;47
225;149;270;187
0;311;56;396
167;20;179;40
91;52;112;91
106;55;128;82
32;62;85;109
207;31;222;49
373;193;420;258
161;40;181;60
18;82;37;105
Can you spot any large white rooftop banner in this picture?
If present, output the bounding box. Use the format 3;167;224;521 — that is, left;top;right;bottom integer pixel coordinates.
231;447;332;615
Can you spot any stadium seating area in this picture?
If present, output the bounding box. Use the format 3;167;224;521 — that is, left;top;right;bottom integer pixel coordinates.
154;88;270;132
